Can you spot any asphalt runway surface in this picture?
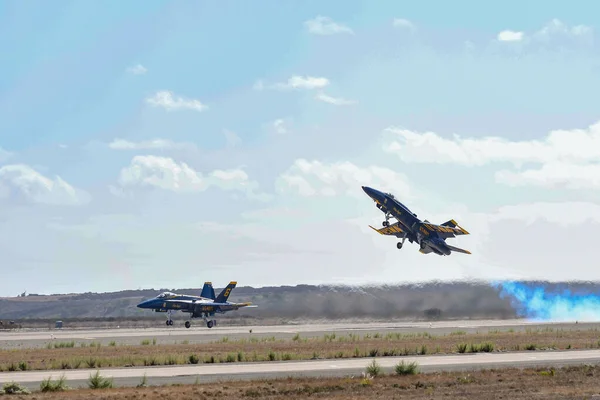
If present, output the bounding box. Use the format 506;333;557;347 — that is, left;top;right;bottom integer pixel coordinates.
3;318;600;349
3;349;600;390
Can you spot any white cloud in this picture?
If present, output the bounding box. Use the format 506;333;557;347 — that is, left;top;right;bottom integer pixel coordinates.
272;119;288;134
392;18;415;31
496;19;593;46
223;129;242;147
496;163;600;189
116;155;261;196
315;92;357;105
534;18;593;40
126;64;147;75
383;121;600;189
304;16;353;35
497;30;523;42
383;121;600;166
108;138;197;151
276;159;414;199
274;75;330;90
0;164;89;206
145;91;207;112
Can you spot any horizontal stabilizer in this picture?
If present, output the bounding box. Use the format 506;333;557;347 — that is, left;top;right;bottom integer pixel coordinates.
446;244;471;254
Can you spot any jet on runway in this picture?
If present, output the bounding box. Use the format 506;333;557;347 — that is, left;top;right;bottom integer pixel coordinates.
136;281;256;329
362;185;471;256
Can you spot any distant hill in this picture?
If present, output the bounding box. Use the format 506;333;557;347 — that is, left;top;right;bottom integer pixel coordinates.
1;281;597;323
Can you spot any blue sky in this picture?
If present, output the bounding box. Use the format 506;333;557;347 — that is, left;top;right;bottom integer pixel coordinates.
1;1;600;295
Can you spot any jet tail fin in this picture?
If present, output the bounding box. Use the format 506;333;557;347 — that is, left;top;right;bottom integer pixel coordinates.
446;244;471;254
215;281;237;303
200;282;215;300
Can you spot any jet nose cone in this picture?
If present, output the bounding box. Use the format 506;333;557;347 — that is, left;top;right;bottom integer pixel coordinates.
362;186;376;197
137;300;150;308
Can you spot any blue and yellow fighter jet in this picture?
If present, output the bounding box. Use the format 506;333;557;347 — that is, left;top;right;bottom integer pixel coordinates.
362;186;471;256
137;281;256;329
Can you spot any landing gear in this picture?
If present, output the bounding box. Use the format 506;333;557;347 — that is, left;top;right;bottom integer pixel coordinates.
165;310;174;326
185;321;191;329
397;236;406;250
207;320;217;329
382;221;389;227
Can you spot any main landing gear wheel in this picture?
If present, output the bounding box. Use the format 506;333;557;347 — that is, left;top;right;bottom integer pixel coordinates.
207;320;217;329
397;242;403;249
166;320;173;326
382;221;389;227
185;321;191;329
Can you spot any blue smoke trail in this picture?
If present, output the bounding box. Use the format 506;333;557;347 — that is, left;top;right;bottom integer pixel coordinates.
492;281;600;322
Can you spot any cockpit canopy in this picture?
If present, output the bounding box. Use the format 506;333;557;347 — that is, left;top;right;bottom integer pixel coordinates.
156;291;177;298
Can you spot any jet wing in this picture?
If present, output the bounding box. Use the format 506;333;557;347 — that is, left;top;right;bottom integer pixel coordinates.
368;222;405;237
421;220;469;239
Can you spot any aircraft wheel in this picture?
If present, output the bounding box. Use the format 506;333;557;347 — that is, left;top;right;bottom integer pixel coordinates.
397;242;403;249
166;320;169;326
382;221;389;227
169;320;174;326
185;321;191;329
207;320;214;329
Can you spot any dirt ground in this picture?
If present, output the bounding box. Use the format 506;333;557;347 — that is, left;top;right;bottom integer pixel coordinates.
3;327;600;371
13;364;600;399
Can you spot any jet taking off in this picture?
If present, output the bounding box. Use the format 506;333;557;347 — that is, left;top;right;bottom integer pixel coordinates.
137;281;256;329
362;186;471;256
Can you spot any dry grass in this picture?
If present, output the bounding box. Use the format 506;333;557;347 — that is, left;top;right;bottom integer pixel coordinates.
19;364;600;399
2;327;600;372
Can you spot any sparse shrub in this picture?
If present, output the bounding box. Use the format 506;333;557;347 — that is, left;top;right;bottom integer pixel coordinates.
292;333;300;341
457;343;468;353
140;339;150;346
137;373;148;387
189;354;199;364
85;357;97;368
480;342;494;352
40;374;69;392
88;370;113;389
419;345;427;355
395;361;419;375
365;359;381;377
526;343;537;350
18;361;28;371
369;348;379;357
268;351;276;361
282;353;292;361
468;343;480;353
2;381;30;394
354;347;361;357
108;341;116;346
539;368;556;376
237;352;244;362
226;353;236;363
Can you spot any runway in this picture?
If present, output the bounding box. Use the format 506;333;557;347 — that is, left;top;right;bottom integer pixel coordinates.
3;349;600;390
2;318;598;349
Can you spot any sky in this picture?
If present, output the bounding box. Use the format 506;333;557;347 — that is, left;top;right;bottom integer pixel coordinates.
1;0;600;296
